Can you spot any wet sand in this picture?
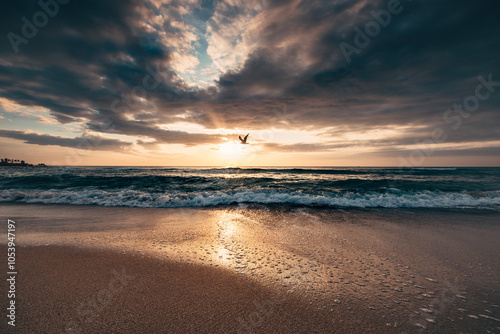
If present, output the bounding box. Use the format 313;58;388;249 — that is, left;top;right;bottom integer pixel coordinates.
1;245;371;333
1;203;500;333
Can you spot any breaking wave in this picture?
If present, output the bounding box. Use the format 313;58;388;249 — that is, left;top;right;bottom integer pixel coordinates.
1;188;499;209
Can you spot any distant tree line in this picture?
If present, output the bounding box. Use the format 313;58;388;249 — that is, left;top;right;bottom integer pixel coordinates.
0;157;46;167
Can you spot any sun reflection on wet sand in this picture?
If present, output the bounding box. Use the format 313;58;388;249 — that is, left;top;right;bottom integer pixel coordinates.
8;203;500;333
214;214;239;267
213;211;256;272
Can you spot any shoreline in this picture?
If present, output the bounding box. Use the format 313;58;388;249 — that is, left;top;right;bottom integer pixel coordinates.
1;203;499;333
3;200;500;213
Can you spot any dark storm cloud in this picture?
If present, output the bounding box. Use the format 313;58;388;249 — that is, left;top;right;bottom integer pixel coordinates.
215;0;500;130
0;129;132;151
0;0;499;156
0;0;210;145
0;0;163;121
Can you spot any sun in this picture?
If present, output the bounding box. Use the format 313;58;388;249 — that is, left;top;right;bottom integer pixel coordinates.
217;141;255;165
218;142;241;159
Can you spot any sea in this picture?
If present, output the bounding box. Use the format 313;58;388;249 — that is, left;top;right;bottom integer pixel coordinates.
0;167;499;210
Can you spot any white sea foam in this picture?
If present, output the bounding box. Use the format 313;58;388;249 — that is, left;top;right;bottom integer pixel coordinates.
1;188;499;209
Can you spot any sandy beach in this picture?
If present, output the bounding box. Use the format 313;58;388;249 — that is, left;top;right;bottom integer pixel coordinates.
1;203;500;333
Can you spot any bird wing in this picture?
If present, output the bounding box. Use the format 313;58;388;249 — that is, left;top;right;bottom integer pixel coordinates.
244;133;249;141
239;136;244;142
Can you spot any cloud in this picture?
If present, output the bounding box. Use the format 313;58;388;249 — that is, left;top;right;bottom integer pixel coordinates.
205;0;265;73
0;0;498;159
0;129;133;151
262;142;348;153
85;116;226;146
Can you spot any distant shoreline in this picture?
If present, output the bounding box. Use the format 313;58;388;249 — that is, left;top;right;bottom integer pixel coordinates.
0;164;46;167
0;159;46;167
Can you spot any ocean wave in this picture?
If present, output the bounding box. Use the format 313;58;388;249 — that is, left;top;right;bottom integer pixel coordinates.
411;167;458;171
1;188;499;209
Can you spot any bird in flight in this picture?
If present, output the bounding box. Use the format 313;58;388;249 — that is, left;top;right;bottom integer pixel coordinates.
239;133;249;144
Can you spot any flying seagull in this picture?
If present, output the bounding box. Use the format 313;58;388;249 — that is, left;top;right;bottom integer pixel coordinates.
239;133;249;144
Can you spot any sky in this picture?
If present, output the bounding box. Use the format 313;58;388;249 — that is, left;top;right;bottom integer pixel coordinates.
0;0;499;166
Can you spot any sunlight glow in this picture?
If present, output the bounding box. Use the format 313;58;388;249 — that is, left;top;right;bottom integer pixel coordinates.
217;141;254;165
